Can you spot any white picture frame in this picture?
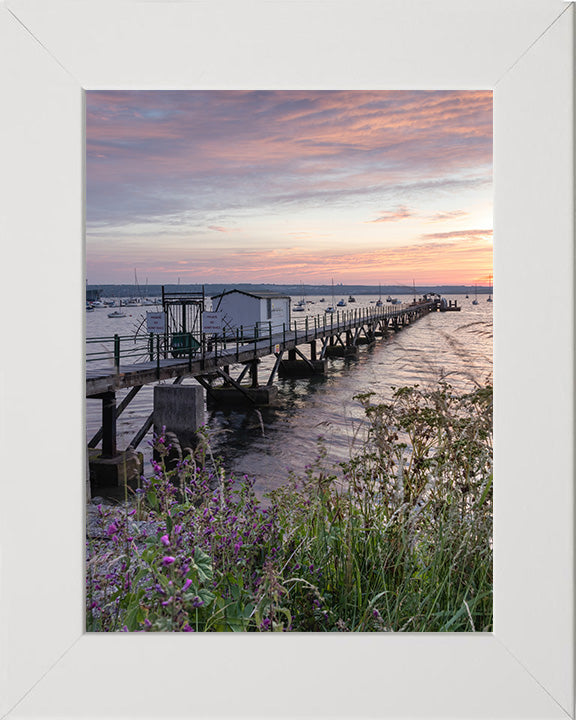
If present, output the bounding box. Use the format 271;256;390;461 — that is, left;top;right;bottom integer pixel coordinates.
0;1;573;718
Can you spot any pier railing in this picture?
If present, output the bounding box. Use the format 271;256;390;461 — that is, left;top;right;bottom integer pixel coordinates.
86;301;434;374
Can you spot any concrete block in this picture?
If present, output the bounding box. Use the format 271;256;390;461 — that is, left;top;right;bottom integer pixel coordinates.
88;448;144;500
153;384;205;449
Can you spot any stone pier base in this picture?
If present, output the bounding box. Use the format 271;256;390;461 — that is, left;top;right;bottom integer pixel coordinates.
278;359;327;378
153;384;205;449
88;447;144;500
207;385;278;407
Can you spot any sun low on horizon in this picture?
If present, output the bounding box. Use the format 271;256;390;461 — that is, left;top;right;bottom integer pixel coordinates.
86;90;493;287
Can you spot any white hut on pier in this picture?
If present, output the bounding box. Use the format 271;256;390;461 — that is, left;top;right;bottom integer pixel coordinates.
211;290;291;335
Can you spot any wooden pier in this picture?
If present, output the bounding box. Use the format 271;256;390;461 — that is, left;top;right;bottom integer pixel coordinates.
86;297;449;490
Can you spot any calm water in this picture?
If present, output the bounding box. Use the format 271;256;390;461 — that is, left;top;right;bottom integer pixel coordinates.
86;294;492;496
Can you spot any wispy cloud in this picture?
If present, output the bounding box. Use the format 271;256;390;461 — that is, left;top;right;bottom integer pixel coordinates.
208;225;239;233
426;210;469;222
420;229;492;242
367;206;415;223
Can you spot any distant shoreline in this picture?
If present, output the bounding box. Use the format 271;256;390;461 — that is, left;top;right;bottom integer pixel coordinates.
86;283;493;298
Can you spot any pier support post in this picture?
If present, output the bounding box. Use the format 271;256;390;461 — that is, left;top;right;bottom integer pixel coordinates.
101;391;117;458
153;384;205;450
250;359;259;388
310;340;317;361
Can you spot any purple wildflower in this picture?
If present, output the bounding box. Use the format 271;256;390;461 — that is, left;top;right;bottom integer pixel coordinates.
182;578;193;592
161;556;176;566
160;535;170;547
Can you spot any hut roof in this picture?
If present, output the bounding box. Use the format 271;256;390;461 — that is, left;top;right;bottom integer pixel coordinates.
211;289;290;301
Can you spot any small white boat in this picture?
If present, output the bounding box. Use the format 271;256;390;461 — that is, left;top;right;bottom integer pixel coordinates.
108;310;126;318
325;306;335;314
91;300;105;308
337;299;347;307
375;299;382;307
86;303;94;312
292;305;305;312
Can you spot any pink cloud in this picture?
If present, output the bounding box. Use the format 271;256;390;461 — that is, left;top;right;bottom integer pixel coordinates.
367;206;415;223
420;229;492;242
426;210;469;222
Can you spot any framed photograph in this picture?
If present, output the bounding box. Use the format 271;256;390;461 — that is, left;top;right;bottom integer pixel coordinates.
0;1;573;718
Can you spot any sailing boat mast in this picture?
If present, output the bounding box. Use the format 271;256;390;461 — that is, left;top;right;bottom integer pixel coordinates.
325;278;335;313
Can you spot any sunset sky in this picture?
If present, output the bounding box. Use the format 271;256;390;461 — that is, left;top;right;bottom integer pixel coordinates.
86;90;493;286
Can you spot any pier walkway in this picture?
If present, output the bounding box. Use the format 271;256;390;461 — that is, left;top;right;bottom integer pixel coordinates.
86;299;441;458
